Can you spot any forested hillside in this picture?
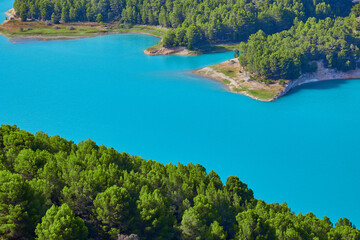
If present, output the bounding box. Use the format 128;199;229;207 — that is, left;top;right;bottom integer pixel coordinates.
0;124;359;240
13;0;353;48
238;15;360;80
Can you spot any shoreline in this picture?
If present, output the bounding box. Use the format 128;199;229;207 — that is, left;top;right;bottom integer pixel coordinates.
144;46;196;56
0;19;233;56
275;61;360;100
0;13;169;44
194;60;360;102
7;9;359;102
143;42;240;56
0;26;165;41
2;30;160;42
1;9;236;56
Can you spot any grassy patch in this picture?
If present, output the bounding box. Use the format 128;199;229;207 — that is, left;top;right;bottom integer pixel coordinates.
213;43;240;51
233;85;249;92
0;20;110;37
128;25;167;38
212;66;236;78
222;69;235;78
247;89;278;100
21;27;105;35
146;42;163;51
223;79;231;84
195;43;240;54
0;20;168;40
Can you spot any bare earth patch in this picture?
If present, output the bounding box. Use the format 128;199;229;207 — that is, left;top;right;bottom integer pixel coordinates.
193;58;287;101
144;46;195;56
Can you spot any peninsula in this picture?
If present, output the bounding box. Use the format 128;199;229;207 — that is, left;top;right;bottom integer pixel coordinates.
194;59;360;101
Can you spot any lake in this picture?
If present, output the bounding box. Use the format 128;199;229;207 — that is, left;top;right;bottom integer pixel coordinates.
1;0;359;227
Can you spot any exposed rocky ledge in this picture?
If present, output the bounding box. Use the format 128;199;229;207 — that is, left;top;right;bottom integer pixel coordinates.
5;8;16;21
144;46;194;56
274;61;360;100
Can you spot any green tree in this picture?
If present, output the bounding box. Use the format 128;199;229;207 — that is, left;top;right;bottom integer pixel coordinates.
328;218;360;240
236;209;276;240
180;194;214;239
60;6;69;23
225;176;253;205
35;203;88;240
137;187;175;239
20;3;28;21
96;13;104;23
209;221;227;240
162;30;176;47
51;12;60;24
0;171;32;239
92;185;131;239
186;25;201;50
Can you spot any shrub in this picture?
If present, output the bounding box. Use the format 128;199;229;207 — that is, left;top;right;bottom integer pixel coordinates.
66;26;76;30
278;79;286;85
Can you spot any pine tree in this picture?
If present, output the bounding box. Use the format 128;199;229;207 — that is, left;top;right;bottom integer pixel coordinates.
35;203;88;240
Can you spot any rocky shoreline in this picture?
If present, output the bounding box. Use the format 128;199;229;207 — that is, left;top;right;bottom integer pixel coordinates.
144;46;195;56
274;61;360;100
194;60;360;102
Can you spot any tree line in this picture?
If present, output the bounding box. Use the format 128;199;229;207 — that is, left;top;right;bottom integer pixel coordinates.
0;124;359;239
13;0;353;49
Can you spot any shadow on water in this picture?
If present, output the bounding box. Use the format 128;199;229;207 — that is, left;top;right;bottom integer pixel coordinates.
284;79;354;98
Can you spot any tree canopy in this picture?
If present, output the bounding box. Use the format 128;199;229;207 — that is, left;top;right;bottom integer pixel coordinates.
0;124;359;239
238;16;360;80
13;0;353;49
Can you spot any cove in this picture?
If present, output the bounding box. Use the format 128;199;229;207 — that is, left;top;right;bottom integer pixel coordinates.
1;9;360;229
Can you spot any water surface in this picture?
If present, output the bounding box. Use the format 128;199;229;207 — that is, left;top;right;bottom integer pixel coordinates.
1;3;360;226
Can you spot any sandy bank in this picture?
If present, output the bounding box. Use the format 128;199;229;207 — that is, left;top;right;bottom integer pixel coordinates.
193;58;286;102
144;46;195;56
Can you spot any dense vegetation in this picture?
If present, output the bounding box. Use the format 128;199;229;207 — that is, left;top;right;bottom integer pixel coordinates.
13;0;353;49
0;124;359;240
238;15;360;80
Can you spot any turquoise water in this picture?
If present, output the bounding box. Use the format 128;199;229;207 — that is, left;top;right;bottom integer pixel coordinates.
1;3;360;227
0;0;9;22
